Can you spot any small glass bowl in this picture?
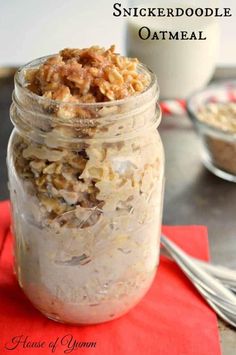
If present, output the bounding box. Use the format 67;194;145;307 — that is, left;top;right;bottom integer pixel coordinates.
187;81;236;182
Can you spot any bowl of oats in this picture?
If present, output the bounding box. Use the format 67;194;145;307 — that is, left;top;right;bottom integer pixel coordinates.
7;46;165;324
187;81;236;182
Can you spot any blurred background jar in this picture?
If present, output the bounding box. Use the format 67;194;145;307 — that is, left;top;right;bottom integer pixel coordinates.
126;0;220;99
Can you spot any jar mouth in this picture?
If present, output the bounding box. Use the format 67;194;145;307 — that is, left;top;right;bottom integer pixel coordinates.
14;54;158;109
12;54;160;143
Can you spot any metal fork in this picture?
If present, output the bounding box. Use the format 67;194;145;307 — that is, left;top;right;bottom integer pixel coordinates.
193;259;236;293
161;234;236;328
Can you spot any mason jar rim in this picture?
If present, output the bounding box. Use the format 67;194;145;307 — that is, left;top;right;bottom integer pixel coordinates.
14;54;159;108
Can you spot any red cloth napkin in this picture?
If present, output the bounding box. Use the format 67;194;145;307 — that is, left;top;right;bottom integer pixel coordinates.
0;200;221;355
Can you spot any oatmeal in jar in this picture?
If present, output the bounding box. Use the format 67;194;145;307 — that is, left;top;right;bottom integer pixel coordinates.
7;45;164;324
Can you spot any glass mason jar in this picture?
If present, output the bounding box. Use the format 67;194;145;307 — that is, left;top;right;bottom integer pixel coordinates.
7;56;165;324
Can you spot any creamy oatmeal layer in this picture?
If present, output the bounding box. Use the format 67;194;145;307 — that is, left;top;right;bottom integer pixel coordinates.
8;46;164;323
198;102;236;133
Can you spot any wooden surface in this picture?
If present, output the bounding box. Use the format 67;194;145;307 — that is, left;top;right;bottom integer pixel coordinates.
0;68;235;354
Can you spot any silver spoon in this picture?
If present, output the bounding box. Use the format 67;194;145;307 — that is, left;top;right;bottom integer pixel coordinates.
161;244;236;293
161;234;236;328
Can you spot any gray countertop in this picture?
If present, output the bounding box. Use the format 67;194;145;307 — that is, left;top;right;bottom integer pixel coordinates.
0;68;235;354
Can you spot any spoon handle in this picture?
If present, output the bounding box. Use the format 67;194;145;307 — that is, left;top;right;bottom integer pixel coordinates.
161;234;236;327
161;235;236;304
193;259;236;284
